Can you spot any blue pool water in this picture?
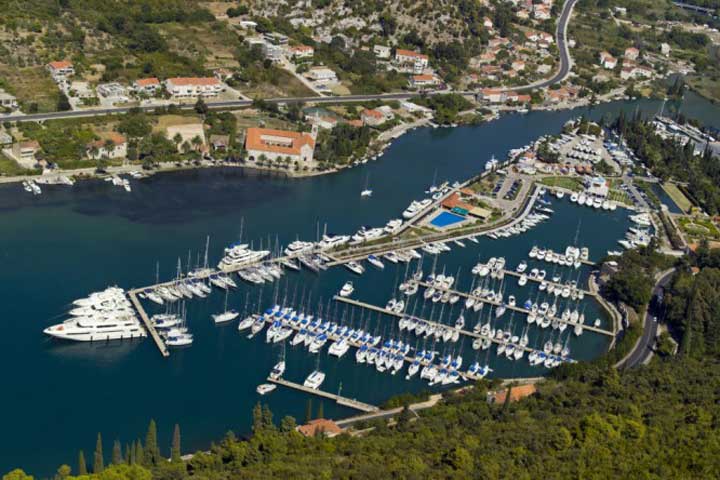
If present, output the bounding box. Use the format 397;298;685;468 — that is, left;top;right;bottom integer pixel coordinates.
430;211;466;227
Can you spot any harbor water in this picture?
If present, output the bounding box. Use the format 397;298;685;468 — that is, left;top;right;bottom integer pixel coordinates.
1;95;719;475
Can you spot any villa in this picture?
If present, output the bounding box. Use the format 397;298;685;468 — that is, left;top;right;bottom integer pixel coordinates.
164;77;223;98
86;133;128;160
244;127;316;166
394;49;429;74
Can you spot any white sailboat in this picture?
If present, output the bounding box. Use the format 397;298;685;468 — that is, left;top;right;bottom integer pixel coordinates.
360;173;372;197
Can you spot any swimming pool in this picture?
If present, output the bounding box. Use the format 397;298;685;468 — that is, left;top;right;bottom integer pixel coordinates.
430;211;466;228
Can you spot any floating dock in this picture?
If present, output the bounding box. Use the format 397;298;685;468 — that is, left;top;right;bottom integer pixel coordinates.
267;377;379;413
128;290;169;357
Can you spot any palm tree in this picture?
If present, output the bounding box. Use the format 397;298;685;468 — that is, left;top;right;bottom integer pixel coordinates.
191;135;203;151
172;133;183;150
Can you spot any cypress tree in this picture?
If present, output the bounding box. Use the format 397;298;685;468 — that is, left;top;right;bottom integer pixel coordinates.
135;439;145;465
77;451;87;476
252;402;263;433
317;401;324;420
262;404;274;430
305;399;313;423
171;424;181;462
145;419;159;465
124;443;131;464
93;433;104;473
112;439;123;465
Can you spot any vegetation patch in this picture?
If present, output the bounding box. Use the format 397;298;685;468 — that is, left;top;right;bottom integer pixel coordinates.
662;182;693;213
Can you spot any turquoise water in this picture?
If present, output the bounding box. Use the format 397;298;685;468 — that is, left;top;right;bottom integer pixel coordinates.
429;211;466;227
2;95;719;476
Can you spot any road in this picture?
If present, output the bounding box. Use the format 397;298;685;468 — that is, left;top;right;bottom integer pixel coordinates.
0;0;578;124
619;268;676;369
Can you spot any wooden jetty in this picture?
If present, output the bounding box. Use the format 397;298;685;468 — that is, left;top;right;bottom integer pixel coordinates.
128;290;169;357
267;377;379;413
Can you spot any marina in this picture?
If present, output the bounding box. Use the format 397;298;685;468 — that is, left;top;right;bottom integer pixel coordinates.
3;96;715;476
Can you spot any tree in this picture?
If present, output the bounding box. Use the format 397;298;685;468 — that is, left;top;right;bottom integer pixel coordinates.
252;402;263;433
317;401;324;419
112;440;122;465
171;424;182;462
57;92;71;111
145;420;160;466
93;433;104;473
305;399;313;423
191;135;203;151
55;464;71;480
135;440;144;465
78;450;87;475
2;470;33;480
280;415;297;433
194;97;208;115
172;132;183;149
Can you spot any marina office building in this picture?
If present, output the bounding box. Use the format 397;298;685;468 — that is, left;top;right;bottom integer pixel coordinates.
244;127;317;166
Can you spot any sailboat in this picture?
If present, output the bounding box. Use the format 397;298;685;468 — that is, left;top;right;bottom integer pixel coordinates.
212;289;239;324
360;173;372;197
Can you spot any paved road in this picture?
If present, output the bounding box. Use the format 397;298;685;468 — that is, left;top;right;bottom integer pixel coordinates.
620;268;676;369
0;0;578;124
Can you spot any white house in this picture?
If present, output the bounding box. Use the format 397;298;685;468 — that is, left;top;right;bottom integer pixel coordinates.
394;49;429;74
47;61;74;79
373;45;391;59
133;78;161;94
624;47;640;61
287;45;314;59
0;89;18;110
599;51;617;69
409;74;439;89
96;83;129;102
12;140;40;164
164;77;223;98
87;133;128;160
306;67;338;83
245;127;316;166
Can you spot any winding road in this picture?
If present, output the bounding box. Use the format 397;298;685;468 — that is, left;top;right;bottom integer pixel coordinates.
0;0;578;124
618;268;676;369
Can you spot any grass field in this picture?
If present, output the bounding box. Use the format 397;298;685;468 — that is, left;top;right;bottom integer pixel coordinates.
662;182;693;213
678;216;720;240
539;176;584;192
0;65;59;112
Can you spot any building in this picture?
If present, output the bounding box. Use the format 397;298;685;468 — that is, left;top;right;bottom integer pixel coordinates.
244;127;316;166
599;51;617;69
394;49;429;74
660;43;671;56
360;109;386;126
478;88;506;104
620;65;653;80
12;140;40;164
133;78;161;95
373;44;391;59
0;89;18;110
86;133;127;160
624;47;640;61
262;43;284;62
288;45;314;59
296;419;342;438
47;60;74;79
533;4;551;20
306;67;337;83
409;74;439;89
263;32;289;46
586;175;609;197
209;134;230;151
308;114;338;130
511;60;526;71
164;77;223;98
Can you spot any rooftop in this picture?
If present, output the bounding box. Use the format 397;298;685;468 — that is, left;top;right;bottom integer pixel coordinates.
245;127;315;156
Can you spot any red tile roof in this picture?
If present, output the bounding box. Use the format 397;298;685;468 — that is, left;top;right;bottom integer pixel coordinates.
48;61;72;70
245;127;315;156
396;49;429;60
166;77;220;86
135;77;160;86
297;419;342;437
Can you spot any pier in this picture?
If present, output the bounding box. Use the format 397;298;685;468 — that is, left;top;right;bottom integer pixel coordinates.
128;290;169;357
267;377;379;413
415;281;614;337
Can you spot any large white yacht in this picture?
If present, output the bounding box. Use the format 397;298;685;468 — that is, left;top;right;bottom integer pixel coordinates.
218;244;270;270
45;287;146;342
44;313;145;342
283;240;315;257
